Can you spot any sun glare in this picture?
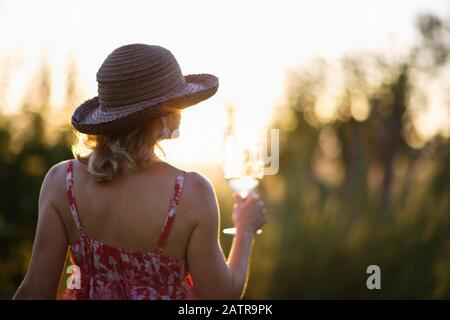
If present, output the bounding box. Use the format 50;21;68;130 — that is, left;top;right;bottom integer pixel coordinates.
0;0;448;167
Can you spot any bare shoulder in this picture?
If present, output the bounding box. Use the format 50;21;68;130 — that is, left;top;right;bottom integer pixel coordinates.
39;160;70;205
185;171;216;201
181;171;219;222
184;171;214;194
45;160;69;183
159;161;215;196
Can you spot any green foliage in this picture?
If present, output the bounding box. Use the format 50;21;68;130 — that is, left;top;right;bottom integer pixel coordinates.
243;14;450;299
0;60;74;299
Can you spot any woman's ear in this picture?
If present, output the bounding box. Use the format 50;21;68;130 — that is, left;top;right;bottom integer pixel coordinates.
170;127;180;139
168;112;181;138
157;114;180;140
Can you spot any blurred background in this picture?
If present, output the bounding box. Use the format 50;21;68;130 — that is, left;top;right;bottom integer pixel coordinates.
0;0;449;299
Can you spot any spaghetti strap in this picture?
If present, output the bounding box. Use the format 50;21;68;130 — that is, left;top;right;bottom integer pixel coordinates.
66;159;83;230
156;170;186;252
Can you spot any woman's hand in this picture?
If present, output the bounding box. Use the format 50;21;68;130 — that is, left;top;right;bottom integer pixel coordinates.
232;192;268;236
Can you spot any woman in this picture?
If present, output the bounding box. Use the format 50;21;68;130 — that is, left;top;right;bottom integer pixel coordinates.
13;44;268;300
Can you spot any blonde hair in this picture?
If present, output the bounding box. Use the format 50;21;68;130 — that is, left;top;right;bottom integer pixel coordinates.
72;118;164;182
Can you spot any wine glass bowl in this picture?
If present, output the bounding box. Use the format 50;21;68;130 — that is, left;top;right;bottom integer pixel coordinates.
223;135;265;235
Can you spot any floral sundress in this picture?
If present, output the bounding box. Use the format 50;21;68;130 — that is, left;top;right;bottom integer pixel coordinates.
60;159;195;300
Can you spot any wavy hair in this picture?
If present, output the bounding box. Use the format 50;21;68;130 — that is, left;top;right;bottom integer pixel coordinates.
72;117;164;182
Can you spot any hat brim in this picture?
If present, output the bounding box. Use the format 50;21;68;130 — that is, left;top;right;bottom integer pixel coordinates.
71;73;219;135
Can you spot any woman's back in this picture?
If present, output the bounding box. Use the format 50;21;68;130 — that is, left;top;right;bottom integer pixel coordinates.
62;159;196;258
60;159;197;299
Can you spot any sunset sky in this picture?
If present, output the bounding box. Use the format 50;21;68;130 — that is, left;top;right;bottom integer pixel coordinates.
0;0;449;165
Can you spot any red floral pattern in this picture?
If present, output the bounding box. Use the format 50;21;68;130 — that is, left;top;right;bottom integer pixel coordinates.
60;160;195;300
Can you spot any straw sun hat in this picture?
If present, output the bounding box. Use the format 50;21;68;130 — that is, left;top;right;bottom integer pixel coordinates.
71;44;219;135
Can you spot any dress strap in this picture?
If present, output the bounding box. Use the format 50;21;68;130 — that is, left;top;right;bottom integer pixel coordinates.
66;159;83;231
156;170;186;252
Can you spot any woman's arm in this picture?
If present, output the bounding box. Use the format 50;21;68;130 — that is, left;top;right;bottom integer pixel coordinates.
226;228;255;299
13;163;69;299
186;172;267;299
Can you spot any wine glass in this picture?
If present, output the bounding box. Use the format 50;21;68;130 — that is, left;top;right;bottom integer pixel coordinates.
223;135;265;235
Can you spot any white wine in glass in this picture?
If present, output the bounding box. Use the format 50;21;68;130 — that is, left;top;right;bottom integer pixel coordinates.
226;175;260;198
223;137;264;236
